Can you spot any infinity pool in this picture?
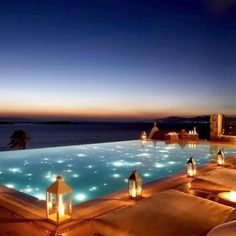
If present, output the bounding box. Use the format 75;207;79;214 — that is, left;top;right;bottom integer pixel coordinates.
0;140;235;204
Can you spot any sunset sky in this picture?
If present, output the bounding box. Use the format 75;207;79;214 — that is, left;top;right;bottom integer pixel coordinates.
0;0;236;120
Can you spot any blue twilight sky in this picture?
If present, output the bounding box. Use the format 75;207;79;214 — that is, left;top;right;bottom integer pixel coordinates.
0;0;236;120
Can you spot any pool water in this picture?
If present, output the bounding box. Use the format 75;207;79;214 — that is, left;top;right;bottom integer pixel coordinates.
0;140;235;204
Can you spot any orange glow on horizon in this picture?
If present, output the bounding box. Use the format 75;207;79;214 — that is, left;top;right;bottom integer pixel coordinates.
0;106;169;120
0;99;226;120
0;106;209;120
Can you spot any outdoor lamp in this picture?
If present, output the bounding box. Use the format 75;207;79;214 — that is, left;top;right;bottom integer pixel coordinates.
186;156;197;177
140;131;147;141
128;170;142;199
217;150;225;166
46;176;72;224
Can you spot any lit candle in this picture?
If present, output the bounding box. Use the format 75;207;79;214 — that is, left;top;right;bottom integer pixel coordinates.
217;150;225;166
140;131;147;141
58;195;65;218
48;201;53;210
46;176;72;224
217;159;224;166
187;167;196;177
128;170;142;199
186;156;197;177
131;186;136;198
136;186;142;196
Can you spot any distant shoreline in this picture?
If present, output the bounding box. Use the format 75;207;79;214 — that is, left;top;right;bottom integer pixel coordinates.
0;115;210;125
0;121;14;125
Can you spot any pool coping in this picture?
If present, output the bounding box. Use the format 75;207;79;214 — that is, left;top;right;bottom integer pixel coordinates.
0;139;138;153
1;138;235;153
0;140;236;235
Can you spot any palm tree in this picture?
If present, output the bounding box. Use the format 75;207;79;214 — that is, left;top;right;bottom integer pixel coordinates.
8;130;31;150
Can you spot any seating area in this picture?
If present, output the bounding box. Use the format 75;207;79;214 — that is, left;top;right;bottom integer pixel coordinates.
191;167;236;193
92;166;236;236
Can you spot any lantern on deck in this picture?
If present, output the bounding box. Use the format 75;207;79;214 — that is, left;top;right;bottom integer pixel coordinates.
128;170;142;199
217;150;225;166
46;176;72;224
140;131;147;141
186;156;197;177
140;131;147;147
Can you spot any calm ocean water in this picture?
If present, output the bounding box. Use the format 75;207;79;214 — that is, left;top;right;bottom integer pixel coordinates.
0;122;210;150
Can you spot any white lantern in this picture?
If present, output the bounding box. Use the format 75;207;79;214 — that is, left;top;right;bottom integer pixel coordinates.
140;131;147;141
186;156;197;177
46;176;72;224
217;150;225;166
128;170;142;199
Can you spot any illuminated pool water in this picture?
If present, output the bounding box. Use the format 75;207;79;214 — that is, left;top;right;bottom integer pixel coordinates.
0;140;235;204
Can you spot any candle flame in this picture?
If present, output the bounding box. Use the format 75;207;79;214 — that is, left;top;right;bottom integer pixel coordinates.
131;186;136;198
58;195;65;217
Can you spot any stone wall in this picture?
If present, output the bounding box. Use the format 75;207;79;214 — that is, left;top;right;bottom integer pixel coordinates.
210;114;223;140
210;114;236;142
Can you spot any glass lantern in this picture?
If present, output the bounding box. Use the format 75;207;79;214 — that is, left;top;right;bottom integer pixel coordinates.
46;176;72;224
128;170;142;199
186;156;197;177
140;131;147;141
217;150;224;166
140;131;147;147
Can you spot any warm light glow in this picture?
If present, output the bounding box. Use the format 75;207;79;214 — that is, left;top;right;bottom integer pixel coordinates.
48;201;52;210
58;195;65;218
188;143;196;149
131;184;137;198
128;171;142;200
187;166;196;177
140;131;147;146
217;151;225;166
46;176;72;224
0;96;220;120
217;158;224;166
129;182;142;198
229;191;236;202
187;182;191;189
137;186;142;196
141;135;147;141
219;191;236;203
0;101;181;120
186;157;197;177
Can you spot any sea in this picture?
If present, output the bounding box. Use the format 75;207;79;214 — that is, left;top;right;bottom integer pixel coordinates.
0;122;210;151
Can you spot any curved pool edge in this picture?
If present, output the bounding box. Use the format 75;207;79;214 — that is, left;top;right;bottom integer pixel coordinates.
0;139;138;153
1;138;236;154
